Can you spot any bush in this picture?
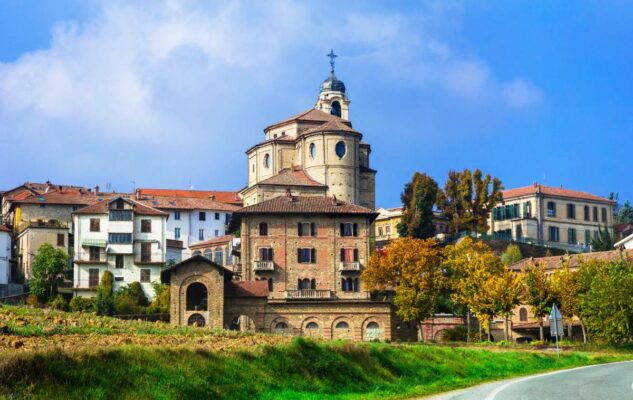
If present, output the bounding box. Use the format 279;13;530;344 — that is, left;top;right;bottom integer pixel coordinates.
95;271;115;316
26;294;39;307
440;326;468;342
69;296;95;312
150;283;170;314
114;295;140;315
50;294;68;311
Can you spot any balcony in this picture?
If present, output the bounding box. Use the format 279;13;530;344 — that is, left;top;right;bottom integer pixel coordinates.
134;252;165;265
17;219;68;234
285;289;333;300
339;261;361;271
253;260;275;271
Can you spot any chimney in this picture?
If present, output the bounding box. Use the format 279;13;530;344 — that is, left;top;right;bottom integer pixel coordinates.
209;195;216;201
284;188;292;197
45;181;51;193
135;189;140;200
331;195;339;206
94;185;100;194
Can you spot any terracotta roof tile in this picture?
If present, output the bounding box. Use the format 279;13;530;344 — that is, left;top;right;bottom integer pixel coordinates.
12;190;96;206
226;280;269;298
73;197;167;216
503;184;612;203
264;108;351;132
236;195;377;216
137;189;242;205
509;249;633;271
190;234;234;249
137;196;240;212
258;169;327;188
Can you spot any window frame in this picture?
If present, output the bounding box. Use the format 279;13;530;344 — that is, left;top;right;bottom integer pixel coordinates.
140;219;152;233
89;218;100;232
140;268;151;283
297;248;316;264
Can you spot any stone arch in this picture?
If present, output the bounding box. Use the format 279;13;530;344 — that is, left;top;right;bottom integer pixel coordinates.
188;313;206;327
362;317;384;342
434;329;448;342
270;317;293;335
331;316;353;341
186;282;208;311
302;317;322;339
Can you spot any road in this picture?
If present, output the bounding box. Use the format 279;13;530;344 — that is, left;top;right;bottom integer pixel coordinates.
420;360;633;400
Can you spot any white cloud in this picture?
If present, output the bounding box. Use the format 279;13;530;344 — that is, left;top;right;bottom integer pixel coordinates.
503;78;545;108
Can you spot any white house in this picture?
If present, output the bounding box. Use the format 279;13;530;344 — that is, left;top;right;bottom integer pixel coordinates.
615;233;633;250
72;197;167;299
0;225;10;285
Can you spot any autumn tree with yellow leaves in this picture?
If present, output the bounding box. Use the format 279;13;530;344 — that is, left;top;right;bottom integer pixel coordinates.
523;262;555;341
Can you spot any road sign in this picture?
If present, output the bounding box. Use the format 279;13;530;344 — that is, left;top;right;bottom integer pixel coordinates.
549;304;563;338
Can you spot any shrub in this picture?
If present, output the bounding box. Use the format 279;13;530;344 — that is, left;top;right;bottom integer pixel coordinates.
50;294;68;311
150;283;170;314
26;294;39;307
95;271;115;316
440;326;468;342
69;296;95;312
114;295;140;315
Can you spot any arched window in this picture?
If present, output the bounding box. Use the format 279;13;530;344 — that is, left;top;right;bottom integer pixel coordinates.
519;307;528;322
188;313;205;327
335;321;349;329
275;322;289;330
263;153;271;168
215;247;223;265
259;222;268;236
335;141;346;158
309;143;316;159
366;322;379;329
310;278;316;289
193;250;201;256
306;322;319;330
186;282;208;311
203;249;212;260
331;101;341;117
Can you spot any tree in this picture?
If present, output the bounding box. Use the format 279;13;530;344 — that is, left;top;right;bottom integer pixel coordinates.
397;172;439;239
616;200;633;224
487;269;523;341
437;169;503;235
523;262;555;341
591;225;614;251
501;244;523;266
551;263;585;342
114;282;149;315
29;244;69;301
363;237;445;340
95;270;115;316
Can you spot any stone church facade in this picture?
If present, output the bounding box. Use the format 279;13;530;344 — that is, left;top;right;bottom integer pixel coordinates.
165;56;413;341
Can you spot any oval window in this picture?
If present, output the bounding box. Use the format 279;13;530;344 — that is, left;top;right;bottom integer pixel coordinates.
263;154;270;168
335;141;346;158
309;143;316;159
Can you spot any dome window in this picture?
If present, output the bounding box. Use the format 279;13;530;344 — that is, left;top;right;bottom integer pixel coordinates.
331;101;341;117
263;154;271;168
335;141;346;158
309;143;316;159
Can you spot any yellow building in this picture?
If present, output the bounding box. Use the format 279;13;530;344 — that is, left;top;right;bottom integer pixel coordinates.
374;207;448;248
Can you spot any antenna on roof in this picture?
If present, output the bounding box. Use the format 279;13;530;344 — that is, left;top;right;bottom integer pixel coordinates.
131;180;136;193
189;177;194;191
106;182;112;191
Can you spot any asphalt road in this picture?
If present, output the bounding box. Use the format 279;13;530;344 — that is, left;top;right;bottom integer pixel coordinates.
421;360;633;400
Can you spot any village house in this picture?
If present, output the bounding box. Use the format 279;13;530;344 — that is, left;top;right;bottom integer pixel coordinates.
189;234;240;273
374;206;449;248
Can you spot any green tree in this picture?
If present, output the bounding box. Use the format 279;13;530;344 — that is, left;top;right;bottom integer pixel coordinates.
363;238;445;340
150;283;171;313
95;270;115;316
501;244;523;265
591;225;614;251
29;244;69;301
114;282;149;315
523;262;555;341
616;200;633;224
551;263;585;342
437;169;503;234
489;268;523;342
397;172;439;239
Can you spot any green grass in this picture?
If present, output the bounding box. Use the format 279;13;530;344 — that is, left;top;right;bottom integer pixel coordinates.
0;338;631;400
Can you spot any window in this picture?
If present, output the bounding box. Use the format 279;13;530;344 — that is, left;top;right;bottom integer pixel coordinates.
567;204;575;219
385;225;391;235
267;277;273;292
519;307;528;322
378;227;383;237
114;276;124;282
199;211;206;221
298;248;316;263
141;219;151;233
547;202;556;217
89;246;100;261
340;248;359;262
199;229;204;241
593;206;598;221
88;269;99;288
548;226;560;242
57;233;64;246
140;269;151;283
215;212;220;220
340;223;358;237
298;278;316;289
309;143;316;159
141;243;151;262
601;207;607;222
109;233;132;244
259;222;268;236
585;229;591;244
584;205;590;221
115;199;125;209
215;247;223;265
259;247;273;261
335;141;346;158
523;202;531;218
516;225;523;240
335;321;349;329
568;228;577;244
366;322;379;329
109;210;132;221
298;222;316;237
174;227;181;240
593;230;600;240
90;218;100;232
341;277;360;292
275;322;289;331
204;249;212;260
263;153;271;168
214;229;219;237
174;210;181;220
115;255;124;269
306;322;319;330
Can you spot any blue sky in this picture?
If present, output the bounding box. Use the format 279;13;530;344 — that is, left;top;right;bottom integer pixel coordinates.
0;1;631;207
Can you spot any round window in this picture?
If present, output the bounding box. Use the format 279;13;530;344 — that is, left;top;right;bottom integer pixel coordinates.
335;141;346;158
263;154;270;168
309;143;316;159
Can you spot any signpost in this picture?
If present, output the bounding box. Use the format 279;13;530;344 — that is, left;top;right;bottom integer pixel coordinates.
549;303;563;358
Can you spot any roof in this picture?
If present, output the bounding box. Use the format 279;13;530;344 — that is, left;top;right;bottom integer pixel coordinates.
73;197;167;216
137;189;242;205
301;119;359;136
190;234;234;249
257;168;327;188
137;196;240;212
236;195;377;218
509;249;633;271
225;280;269;298
615;233;633;248
160;255;234;283
11;189;96;206
502;184;612;203
1;182;87;199
264;108;352;132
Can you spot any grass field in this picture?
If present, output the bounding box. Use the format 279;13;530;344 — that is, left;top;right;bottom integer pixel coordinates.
0;306;631;399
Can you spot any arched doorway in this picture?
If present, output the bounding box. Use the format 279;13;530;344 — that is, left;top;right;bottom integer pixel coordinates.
188;313;205;327
186;282;208;311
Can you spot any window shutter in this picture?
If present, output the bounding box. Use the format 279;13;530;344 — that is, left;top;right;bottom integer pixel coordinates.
340;223;344;236
354;248;359;261
353;223;358;237
311;248;316;263
311;222;316;236
340;249;345;262
310;279;316;289
298;222;302;236
270;248;274;260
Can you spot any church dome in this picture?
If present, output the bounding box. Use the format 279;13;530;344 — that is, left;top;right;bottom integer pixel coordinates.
320;71;346;93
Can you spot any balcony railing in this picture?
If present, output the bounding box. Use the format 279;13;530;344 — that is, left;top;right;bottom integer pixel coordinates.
285;290;332;300
339;261;361;271
253;260;275;271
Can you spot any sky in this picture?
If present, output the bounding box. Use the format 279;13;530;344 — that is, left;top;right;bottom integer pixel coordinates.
0;0;632;207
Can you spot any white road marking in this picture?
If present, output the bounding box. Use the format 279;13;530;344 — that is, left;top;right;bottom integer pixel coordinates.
484;360;633;400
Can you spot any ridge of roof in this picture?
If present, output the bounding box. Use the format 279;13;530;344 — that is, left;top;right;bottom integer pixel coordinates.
73;197;167;216
236;195;376;217
137;188;242;205
502;184;612;203
509;249;633;271
137;196;240;212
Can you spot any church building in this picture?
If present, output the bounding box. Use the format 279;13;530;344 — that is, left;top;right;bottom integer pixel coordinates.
164;53;411;341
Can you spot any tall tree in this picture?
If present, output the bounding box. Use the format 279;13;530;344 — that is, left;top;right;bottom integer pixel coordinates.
29;244;69;301
489;268;524;342
551;263;585;342
397;172;439;239
591;225;614;251
523;262;555;341
616;200;633;224
437;169;503;234
363;237;445;340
